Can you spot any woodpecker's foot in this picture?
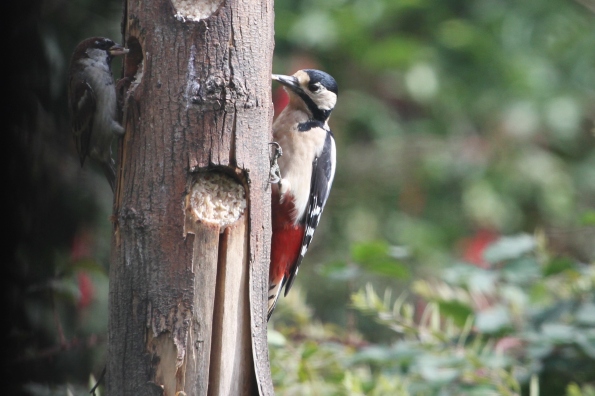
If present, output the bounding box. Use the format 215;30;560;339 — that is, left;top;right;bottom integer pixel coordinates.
269;142;283;185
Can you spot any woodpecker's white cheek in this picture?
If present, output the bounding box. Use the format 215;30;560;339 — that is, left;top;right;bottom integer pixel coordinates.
313;91;336;111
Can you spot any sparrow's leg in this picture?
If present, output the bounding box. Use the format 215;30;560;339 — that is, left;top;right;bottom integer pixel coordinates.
111;120;125;136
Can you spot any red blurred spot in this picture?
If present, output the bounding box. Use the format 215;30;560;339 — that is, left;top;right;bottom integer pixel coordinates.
273;86;289;117
77;272;95;309
460;229;499;268
70;230;92;261
495;336;523;354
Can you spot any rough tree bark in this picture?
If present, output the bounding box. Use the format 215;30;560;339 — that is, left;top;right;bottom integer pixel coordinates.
107;0;275;394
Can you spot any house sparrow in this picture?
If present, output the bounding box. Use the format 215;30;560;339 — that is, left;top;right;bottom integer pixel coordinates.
68;37;128;192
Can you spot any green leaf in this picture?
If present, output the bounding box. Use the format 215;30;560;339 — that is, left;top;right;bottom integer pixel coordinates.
37;278;80;303
543;257;575;277
362;260;411;279
529;282;550;304
437;300;474;327
467;268;498;293
350;345;395;364
414;355;462;383
318;260;361;281
565;383;595;396
475;305;512;333
576;303;595;326
71;258;107;274
442;264;485;286
566;383;581;396
580;210;595;226
501;257;540;283
541;323;575;343
351;241;390;263
351;241;410;279
267;329;287;347
363;37;426;69
574;330;595;359
483;234;535;264
302;341;319;360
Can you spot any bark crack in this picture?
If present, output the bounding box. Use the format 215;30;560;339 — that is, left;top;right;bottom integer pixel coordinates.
230;110;237;167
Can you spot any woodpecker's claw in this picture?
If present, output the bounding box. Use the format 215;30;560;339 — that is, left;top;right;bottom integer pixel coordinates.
269;142;283;185
269;142;283;160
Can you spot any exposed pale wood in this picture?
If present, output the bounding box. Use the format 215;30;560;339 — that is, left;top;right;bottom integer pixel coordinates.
107;0;275;394
184;222;220;396
208;214;255;395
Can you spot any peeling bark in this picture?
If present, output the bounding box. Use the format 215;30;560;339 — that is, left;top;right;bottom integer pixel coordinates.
108;0;274;394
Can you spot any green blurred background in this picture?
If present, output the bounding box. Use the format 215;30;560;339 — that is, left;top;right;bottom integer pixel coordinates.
7;0;595;394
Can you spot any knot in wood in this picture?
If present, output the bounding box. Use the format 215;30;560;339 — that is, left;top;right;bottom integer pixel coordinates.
204;75;224;99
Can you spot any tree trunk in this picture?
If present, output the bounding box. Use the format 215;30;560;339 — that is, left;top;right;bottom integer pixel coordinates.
108;0;275;394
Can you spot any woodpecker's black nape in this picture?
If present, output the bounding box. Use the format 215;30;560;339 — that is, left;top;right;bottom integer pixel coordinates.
303;69;338;95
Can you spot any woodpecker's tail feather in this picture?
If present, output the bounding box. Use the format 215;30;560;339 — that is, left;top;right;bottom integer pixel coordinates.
267;276;285;320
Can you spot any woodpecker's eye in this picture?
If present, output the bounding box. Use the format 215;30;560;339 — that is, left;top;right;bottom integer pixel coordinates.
309;83;323;93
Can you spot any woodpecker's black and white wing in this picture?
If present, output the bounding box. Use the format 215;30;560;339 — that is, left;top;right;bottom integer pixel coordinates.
284;129;336;294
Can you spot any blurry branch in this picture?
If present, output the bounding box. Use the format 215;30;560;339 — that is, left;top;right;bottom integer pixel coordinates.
574;0;595;14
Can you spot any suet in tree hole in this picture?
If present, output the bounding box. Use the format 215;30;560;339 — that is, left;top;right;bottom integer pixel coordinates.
188;172;246;228
171;0;223;22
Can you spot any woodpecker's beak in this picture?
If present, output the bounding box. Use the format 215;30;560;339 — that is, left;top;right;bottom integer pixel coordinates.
272;74;301;93
109;44;129;57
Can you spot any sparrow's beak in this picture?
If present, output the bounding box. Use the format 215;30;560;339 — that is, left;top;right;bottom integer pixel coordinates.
272;74;301;93
109;44;129;57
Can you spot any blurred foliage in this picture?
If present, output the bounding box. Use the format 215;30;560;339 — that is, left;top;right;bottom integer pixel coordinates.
270;2;595;393
9;0;595;394
269;234;595;395
271;0;595;343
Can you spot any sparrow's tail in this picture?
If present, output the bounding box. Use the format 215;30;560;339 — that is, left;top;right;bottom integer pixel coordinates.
101;160;116;193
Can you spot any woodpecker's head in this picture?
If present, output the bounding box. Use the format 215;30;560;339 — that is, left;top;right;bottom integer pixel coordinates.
272;69;338;122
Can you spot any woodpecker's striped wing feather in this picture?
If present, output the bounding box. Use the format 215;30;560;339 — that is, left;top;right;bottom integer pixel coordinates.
268;279;284;320
284;130;336;294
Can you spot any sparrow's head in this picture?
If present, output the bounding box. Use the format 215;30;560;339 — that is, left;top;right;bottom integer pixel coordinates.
272;69;338;121
72;37;129;65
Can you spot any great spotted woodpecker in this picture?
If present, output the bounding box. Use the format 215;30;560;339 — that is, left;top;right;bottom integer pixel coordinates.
268;69;338;319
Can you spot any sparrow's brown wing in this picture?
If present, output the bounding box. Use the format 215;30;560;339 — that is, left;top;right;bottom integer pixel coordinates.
69;78;96;166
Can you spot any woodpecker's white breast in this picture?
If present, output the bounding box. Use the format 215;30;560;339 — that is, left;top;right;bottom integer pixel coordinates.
273;107;328;223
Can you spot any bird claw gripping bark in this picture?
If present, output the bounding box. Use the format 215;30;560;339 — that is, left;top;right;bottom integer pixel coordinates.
269;142;283;185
